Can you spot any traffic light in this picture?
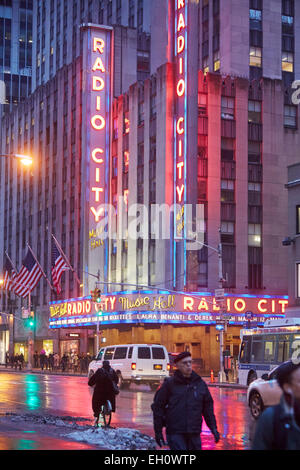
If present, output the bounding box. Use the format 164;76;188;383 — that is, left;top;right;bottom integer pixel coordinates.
91;289;101;303
24;312;35;329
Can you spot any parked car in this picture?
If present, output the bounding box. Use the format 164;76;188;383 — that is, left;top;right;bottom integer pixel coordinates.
247;364;283;419
88;344;170;391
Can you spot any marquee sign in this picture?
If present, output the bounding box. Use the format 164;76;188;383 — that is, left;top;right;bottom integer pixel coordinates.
49;292;288;328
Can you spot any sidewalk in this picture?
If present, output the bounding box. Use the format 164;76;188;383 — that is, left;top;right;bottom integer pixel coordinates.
0;365;247;389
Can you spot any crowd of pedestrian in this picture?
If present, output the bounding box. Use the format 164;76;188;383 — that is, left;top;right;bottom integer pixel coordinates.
5;349;93;374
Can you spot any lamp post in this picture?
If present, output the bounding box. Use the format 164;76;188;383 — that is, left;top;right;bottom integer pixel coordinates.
0;153;33;166
184;234;227;383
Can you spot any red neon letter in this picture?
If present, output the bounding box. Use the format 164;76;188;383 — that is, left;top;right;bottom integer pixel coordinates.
178;0;185;9
177;162;184;179
234;299;246;312
91;115;106;130
92;187;104;202
92;148;104;163
177;36;185;54
92;57;106;73
258;300;267;313
91;206;104;222
184;297;194;311
278;300;288;313
177;117;184;135
177;79;185;97
176;184;184;202
93;37;105;54
93;76;105;91
177;13;186;32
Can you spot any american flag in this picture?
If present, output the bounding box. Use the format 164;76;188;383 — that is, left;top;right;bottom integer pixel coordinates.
51;237;69;294
14;249;43;297
3;253;18;292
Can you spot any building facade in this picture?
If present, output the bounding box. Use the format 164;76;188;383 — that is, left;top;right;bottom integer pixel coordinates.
0;0;33;115
0;0;300;369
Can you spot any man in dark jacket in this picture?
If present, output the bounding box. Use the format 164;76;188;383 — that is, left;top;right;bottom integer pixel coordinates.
252;360;300;450
152;351;220;450
88;360;119;426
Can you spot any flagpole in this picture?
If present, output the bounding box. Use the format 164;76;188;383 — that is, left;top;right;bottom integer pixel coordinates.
27;244;54;291
51;234;81;286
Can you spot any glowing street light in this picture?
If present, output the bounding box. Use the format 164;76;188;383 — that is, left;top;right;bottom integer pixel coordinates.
0;153;33;166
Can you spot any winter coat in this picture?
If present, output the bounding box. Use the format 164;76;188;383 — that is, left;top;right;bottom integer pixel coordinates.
88;367;119;414
152;370;218;435
252;395;300;450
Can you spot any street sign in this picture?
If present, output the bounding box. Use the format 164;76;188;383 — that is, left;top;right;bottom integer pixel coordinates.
21;308;30;319
215;288;225;299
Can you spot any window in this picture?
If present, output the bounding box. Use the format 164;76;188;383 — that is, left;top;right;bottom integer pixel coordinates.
251;339;263;362
250;46;262;67
248;141;261;163
239;338;251;363
282;51;294;72
138;347;151;359
221;138;235;161
248;223;261;247
198;93;207;115
221;221;235;240
152;347;165;359
248;100;261;123
214;51;220;72
221;180;235;202
96;349;104;361
203;57;209;75
221;97;235;120
104;347;115;360
250;9;262;21
114;347;128;360
264;339;276;362
277;339;290;363
284;105;297;128
128;347;133;359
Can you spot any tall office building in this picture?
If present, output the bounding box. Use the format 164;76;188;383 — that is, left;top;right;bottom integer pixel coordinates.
0;0;299;370
0;0;33;114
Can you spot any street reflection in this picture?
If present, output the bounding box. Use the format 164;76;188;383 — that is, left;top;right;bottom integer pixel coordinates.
24;375;41;410
0;373;253;450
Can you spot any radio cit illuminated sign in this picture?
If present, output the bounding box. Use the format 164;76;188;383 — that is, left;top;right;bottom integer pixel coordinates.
49;293;288;321
174;0;187;239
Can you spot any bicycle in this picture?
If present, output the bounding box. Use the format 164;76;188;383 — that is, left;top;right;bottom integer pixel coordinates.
93;400;112;428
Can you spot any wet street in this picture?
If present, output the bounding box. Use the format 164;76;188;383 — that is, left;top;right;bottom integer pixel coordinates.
0;370;253;450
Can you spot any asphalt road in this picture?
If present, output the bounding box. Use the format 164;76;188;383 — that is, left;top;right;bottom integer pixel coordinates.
0;370;254;450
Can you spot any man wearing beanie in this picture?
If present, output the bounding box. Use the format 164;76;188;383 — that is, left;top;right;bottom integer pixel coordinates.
252;360;300;450
151;351;220;450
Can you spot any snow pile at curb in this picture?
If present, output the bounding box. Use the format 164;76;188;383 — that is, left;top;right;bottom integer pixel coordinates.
67;427;157;450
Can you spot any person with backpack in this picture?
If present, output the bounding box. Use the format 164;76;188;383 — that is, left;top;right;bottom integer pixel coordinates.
151;351;220;450
88;360;119;427
252;360;300;450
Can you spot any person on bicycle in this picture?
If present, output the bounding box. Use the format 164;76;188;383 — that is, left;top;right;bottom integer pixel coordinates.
88;360;119;426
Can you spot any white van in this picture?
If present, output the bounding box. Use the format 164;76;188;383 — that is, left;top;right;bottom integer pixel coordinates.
88;344;170;390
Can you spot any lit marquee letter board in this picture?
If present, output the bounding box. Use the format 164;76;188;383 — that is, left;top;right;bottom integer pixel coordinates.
81;25;113;292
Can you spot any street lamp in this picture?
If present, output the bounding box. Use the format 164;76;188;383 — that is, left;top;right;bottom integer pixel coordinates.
0;153;33;166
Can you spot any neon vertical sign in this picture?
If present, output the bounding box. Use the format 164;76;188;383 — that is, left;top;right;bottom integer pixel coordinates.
82;24;112;294
173;0;188;288
174;0;187;239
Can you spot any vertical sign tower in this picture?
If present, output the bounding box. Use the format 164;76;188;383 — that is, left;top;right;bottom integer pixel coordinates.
173;0;188;289
81;25;113;294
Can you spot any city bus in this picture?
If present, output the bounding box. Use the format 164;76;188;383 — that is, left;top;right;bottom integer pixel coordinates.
238;317;300;386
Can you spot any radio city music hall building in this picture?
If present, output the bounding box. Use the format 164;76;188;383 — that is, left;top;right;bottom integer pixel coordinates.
1;0;300;370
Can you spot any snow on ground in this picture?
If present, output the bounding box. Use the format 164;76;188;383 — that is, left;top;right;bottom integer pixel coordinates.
68;427;156;450
4;413;156;450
